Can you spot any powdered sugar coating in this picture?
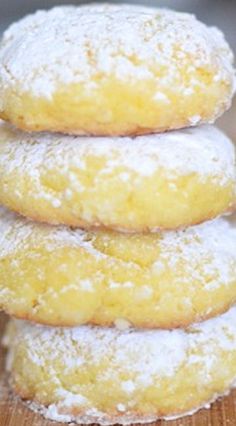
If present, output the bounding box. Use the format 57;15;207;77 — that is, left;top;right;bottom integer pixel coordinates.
0;206;236;288
5;305;236;424
0;121;235;231
0;122;234;182
0;206;102;260
0;122;236;232
25;391;233;426
0;205;236;328
0;4;234;100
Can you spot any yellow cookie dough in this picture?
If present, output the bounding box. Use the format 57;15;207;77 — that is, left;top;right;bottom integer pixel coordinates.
0;122;235;231
1;206;236;328
0;5;235;135
4;306;236;424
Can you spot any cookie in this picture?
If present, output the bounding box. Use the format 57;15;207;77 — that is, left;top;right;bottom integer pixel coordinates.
0;5;234;135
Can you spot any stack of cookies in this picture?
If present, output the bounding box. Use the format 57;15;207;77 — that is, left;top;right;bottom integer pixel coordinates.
0;4;236;424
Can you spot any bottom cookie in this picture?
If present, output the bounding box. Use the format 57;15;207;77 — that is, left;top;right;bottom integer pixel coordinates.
3;307;236;424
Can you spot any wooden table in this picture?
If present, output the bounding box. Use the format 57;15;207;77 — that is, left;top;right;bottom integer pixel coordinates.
1;312;236;426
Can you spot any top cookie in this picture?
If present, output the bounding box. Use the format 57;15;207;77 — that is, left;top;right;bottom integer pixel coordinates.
0;4;235;135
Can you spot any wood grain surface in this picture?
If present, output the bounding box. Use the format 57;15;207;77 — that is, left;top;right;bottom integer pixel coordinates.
1;312;236;426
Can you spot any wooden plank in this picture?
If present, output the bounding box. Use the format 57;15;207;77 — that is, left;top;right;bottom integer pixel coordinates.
1;313;236;426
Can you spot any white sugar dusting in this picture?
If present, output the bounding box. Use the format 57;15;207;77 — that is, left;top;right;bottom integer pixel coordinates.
0;4;235;425
0;4;234;100
0;123;235;189
0;206;235;293
155;215;236;290
27;388;233;425
5;305;236;424
0;206;105;260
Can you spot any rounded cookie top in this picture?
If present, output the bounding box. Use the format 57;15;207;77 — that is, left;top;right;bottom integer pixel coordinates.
0;4;235;135
0;122;235;231
4;305;236;424
7;305;236;376
0;4;233;98
0;123;235;183
0;204;236;295
0;204;236;329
